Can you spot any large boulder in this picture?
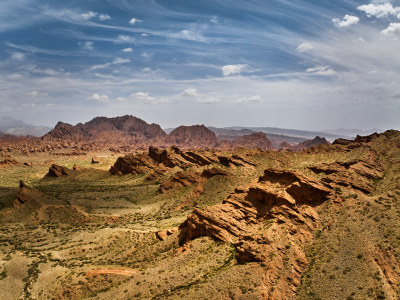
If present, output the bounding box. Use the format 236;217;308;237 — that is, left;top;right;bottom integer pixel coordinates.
46;164;73;177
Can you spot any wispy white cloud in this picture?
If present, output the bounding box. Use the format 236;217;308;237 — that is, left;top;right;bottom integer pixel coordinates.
10;52;25;61
121;48;133;52
45;9;111;23
80;11;97;20
296;42;314;53
98;14;111;21
167;29;206;42
180;88;200;97
357;3;400;18
382;23;400;37
79;41;93;50
113;57;130;64
332;15;360;27
210;16;219;24
88;93;109;102
180;88;220;103
306;66;336;76
141;52;153;59
130;92;168;104
115;34;136;44
238;95;261;103
89;63;111;71
129;18;142;25
28;91;48;97
88;57;130;71
21;103;36;109
221;64;248;76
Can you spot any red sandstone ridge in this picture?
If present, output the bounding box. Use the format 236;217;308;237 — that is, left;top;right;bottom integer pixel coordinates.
179;168;335;298
232;132;274;150
109;146;218;176
41;116;219;149
42;115;166;145
333;132;380;146
166;125;217;148
293;136;330;151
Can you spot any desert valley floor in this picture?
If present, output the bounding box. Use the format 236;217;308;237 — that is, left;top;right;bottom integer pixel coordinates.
1;130;400;299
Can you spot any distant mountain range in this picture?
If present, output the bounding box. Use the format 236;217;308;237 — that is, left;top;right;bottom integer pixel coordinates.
0;114;381;152
0;116;51;137
210;126;347;141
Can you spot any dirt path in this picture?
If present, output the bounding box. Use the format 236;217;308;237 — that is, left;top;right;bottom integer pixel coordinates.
85;268;137;278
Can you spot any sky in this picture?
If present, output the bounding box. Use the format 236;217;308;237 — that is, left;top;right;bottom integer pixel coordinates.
1;0;400;130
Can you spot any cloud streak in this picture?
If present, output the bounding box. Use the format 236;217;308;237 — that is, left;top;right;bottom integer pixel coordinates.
332;15;360;27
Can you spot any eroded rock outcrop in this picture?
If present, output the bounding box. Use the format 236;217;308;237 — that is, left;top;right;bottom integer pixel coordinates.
166;125;218;148
332;132;380;146
46;164;73;177
0;158;19;165
308;156;384;194
294;136;330;151
110;146;217;176
159;167;230;193
232;132;274;150
179;169;334;299
159;171;201;193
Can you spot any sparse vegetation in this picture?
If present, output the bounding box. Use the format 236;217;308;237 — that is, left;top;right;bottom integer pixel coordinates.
1;130;400;298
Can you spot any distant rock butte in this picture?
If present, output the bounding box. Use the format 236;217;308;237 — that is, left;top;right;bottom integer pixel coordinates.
0;116;388;154
43;115;166;144
293;136;330;151
333;132;380;146
166;125;218;148
218;132;274;150
42;117;220;149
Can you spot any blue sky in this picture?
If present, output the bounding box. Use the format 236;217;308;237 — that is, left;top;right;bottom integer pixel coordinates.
1;0;400;130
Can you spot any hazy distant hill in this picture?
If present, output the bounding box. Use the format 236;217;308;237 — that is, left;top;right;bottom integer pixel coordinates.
224;126;347;141
0;116;51;137
207;126;307;147
43;115;166;143
321;128;382;137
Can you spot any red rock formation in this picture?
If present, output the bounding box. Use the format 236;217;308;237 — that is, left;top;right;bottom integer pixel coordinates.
332;132;380;146
294;136;330;151
308;157;384;194
155;227;178;241
166;125;217;148
0;158;19;165
110;146;217;176
42;115;166;145
159;171;200;193
159;167;230;193
232;132;274;150
201;167;229;178
46;164;73;177
279;142;293;151
179;169;334;299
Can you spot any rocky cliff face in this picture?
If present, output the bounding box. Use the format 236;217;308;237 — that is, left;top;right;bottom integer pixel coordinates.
109;146;218;176
43;115;166;144
232;132;273;150
42;117;220;150
179;168;335;299
294;136;330;151
166;125;218;148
